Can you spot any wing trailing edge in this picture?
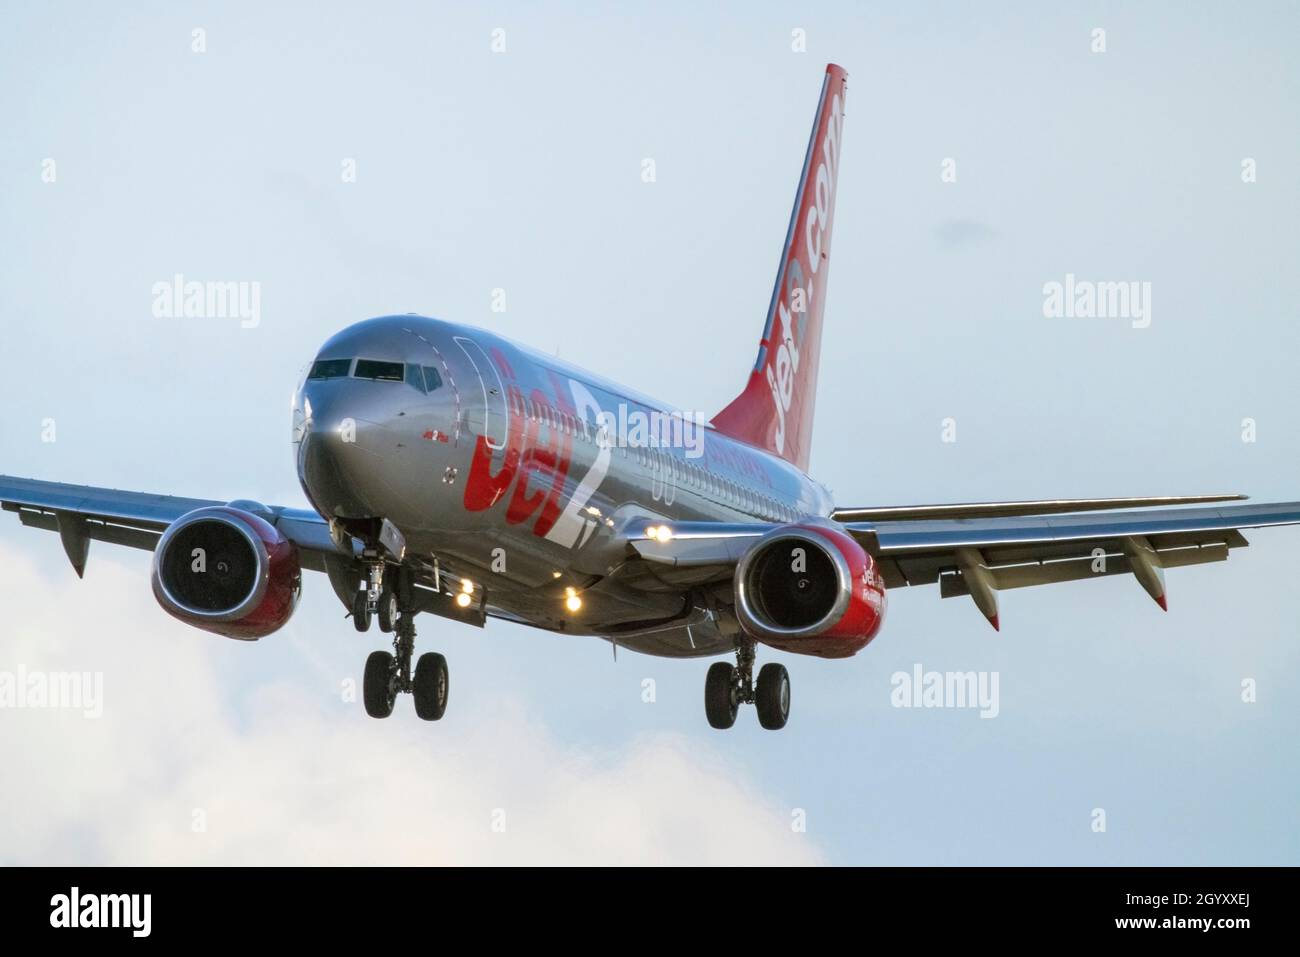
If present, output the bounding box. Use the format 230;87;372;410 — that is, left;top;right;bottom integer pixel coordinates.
831;493;1246;524
845;499;1300;629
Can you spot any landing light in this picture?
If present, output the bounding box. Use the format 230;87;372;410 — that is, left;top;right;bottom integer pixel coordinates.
455;592;472;609
461;579;474;595
646;525;673;543
564;587;582;613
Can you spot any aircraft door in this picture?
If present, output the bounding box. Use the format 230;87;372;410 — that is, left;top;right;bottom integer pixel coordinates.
455;336;510;451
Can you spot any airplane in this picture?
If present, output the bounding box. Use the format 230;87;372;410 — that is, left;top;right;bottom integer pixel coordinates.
4;63;1300;732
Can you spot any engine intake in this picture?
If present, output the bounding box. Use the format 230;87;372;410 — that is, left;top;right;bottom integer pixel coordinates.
151;506;301;640
734;524;886;658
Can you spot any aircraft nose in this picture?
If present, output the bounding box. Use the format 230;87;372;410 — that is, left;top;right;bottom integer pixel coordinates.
294;383;378;519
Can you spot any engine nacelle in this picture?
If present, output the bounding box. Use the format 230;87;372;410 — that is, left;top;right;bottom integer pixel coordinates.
151;506;302;640
734;523;886;658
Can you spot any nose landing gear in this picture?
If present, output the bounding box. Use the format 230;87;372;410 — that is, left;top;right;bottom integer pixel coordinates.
357;563;450;722
704;639;790;731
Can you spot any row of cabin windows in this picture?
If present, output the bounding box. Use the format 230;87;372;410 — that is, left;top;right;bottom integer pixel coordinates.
308;376;802;523
508;392;594;442
503;392;800;522
308;358;443;394
617;433;799;521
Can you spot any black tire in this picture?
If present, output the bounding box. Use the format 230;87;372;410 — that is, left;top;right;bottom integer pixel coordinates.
352;590;372;633
363;650;396;718
755;662;791;730
413;652;449;721
377;589;398;634
704;661;738;729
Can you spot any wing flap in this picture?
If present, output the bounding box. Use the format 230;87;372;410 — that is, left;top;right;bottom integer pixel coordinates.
831;493;1246;524
849;499;1300;627
17;508;161;552
0;475;340;578
938;542;1230;596
848;501;1300;555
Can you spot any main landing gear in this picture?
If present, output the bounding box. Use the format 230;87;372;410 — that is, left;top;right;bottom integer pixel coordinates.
704;638;790;731
354;562;450;722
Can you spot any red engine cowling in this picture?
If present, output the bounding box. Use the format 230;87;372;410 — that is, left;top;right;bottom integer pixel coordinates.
150;506;302;640
734;523;886;658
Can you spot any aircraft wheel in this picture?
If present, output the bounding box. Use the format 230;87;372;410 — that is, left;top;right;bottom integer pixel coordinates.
377;588;398;634
352;590;372;633
413;652;449;721
363;650;396;718
755;662;790;730
705;661;738;730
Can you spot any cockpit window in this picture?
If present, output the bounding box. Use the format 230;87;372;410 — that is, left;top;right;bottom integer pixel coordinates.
354;359;405;382
308;358;352;380
422;366;443;391
405;363;426;393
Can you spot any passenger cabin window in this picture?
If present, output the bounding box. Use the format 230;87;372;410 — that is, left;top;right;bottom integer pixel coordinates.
354;359;405;382
308;358;352;379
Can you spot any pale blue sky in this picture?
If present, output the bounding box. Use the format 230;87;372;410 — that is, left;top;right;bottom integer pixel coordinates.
0;1;1297;864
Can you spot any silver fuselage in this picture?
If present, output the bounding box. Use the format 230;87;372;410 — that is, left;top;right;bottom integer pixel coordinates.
293;314;833;656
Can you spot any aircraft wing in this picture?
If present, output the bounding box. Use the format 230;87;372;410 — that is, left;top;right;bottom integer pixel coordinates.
0;475;340;575
846;499;1300;626
627;497;1300;629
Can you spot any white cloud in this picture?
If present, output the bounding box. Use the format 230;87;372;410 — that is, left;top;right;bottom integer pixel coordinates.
0;543;821;865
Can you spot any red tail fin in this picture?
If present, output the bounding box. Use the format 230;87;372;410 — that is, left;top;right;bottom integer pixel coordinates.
711;64;847;473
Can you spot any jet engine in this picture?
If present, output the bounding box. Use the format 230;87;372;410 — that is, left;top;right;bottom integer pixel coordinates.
151;505;302;640
733;523;886;657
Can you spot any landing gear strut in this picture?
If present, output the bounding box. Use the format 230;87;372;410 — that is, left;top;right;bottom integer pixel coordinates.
359;564;450;722
704;638;789;731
